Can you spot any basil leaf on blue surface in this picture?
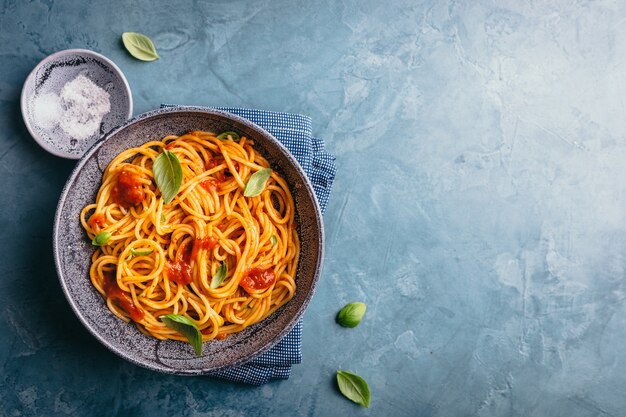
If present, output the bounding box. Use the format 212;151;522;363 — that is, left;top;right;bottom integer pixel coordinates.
336;302;366;328
122;32;160;61
336;370;371;408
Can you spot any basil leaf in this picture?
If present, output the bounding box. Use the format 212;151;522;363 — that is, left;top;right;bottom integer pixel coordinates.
153;150;183;204
92;231;112;246
121;32;159;61
270;235;277;246
160;213;167;223
125;248;154;261
160;314;202;356
336;370;370;408
243;168;272;197
210;262;228;289
216;131;240;141
336;302;366;328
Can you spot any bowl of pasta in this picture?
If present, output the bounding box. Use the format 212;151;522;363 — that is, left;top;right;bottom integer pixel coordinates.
53;106;324;374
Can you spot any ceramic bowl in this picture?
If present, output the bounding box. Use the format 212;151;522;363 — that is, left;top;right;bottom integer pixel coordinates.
21;49;132;159
53;107;324;374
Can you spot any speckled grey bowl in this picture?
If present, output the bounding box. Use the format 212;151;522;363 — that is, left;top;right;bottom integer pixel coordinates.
21;49;132;159
53;107;324;374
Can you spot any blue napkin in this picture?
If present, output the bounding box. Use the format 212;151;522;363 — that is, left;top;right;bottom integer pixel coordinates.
162;105;336;385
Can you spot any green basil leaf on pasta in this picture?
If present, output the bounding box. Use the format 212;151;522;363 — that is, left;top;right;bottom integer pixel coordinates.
92;231;112;246
160;314;202;356
153;150;183;204
336;302;366;328
121;32;160;61
210;262;228;289
160;213;167;224
244;168;272;197
216;131;240;141
336;370;371;408
270;235;278;246
125;248;153;261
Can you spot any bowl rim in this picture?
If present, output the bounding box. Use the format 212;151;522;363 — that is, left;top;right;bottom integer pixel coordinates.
52;106;325;374
20;48;134;160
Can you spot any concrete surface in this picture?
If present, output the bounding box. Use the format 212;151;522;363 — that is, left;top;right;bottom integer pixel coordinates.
1;0;626;416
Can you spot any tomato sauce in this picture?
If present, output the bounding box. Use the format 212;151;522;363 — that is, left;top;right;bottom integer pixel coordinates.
166;237;217;285
112;167;145;207
88;213;106;230
167;261;193;285
206;158;225;181
167;242;193;285
206;157;222;170
190;236;218;260
102;269;144;322
240;268;276;293
200;178;222;192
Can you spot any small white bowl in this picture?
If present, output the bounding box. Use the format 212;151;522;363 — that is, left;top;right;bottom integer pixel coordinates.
21;49;133;159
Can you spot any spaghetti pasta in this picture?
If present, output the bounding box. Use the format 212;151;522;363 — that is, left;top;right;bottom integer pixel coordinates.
80;130;299;345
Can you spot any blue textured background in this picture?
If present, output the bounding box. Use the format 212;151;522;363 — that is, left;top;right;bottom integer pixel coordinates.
2;0;626;416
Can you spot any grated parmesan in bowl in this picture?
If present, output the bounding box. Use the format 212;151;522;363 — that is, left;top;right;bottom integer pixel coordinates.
21;49;132;159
